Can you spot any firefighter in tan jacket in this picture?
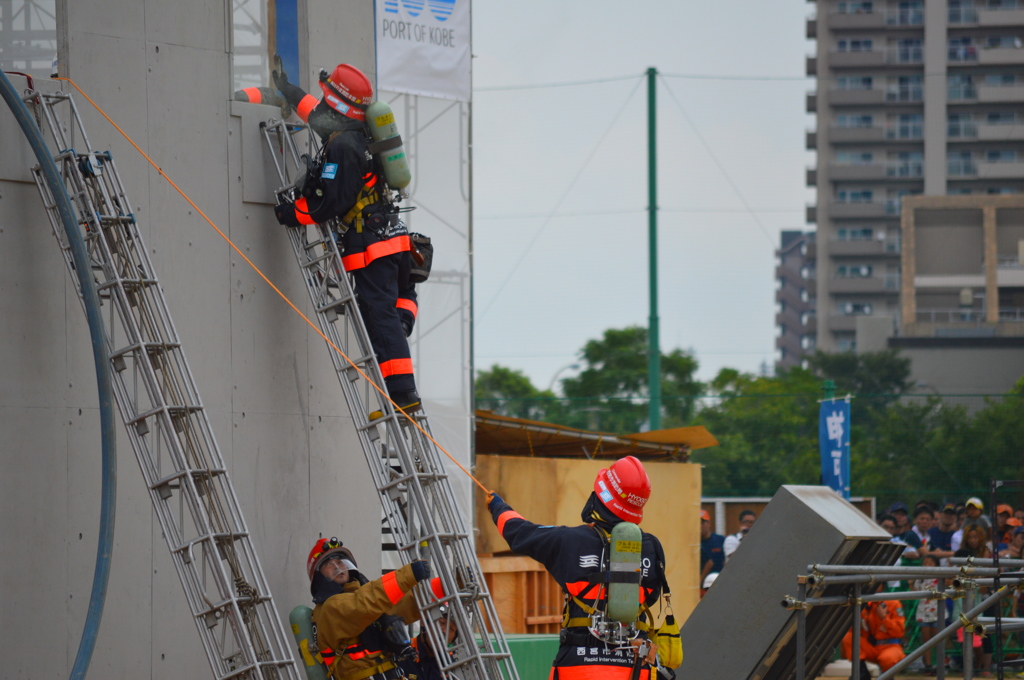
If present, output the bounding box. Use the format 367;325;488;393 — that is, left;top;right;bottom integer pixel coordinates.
306;537;438;680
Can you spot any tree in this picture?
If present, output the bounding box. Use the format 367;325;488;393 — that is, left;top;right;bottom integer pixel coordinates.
693;367;821;496
475;364;555;420
559;326;702;433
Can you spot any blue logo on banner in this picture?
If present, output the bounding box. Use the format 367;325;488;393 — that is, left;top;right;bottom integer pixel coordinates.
384;0;454;20
428;0;455;21
819;400;851;499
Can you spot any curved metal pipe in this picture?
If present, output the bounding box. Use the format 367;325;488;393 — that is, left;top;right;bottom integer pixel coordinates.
0;70;118;680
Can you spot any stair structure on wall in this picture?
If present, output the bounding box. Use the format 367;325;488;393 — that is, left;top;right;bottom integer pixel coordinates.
27;89;300;680
260;117;519;680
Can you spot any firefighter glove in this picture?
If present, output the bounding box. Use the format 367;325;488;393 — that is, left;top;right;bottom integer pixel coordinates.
274;201;298;227
411;560;432;583
272;67;289;92
486;492;502;511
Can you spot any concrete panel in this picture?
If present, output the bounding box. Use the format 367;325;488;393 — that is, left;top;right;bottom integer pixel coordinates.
143;41;233;414
0;180;70;408
307;1;376;86
145;0;227;52
0;74;55;183
66;411;155;677
64;0;145;43
308;414;383;577
0;407;69;678
234;100;305;205
230;412;311;585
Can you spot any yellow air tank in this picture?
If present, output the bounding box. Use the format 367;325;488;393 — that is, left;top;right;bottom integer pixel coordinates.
366;100;411;190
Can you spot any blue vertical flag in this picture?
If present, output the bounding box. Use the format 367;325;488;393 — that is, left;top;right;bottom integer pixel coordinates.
819;400;851;499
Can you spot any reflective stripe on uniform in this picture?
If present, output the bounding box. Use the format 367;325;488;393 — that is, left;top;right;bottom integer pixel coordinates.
241;87;262;104
496;510;524;536
296;94;319;122
430;577;444;599
379;358;414;378
294;197;315;225
381;570;405;605
549;666;650;680
396;298;418;317
341;235;412;271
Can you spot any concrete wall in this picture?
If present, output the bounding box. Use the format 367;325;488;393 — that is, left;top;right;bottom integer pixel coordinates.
0;1;471;677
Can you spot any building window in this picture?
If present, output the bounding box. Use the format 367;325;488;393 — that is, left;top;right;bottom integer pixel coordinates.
842;302;873;315
837;151;875;165
949;37;978;62
232;0;300;93
987;149;1016;162
890;74;924;102
837;76;874;90
837;337;858;352
838;39;874;52
837;114;874;128
838;227;875;241
892;113;923;139
987;111;1016;124
837;189;874;203
0;0;57;78
838;2;874;14
837;265;874;278
985;35;1023;49
949;74;977;100
986;73;1017;86
897;38;923;63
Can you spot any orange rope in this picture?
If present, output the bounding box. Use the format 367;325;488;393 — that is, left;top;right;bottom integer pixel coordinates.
54;77;489;495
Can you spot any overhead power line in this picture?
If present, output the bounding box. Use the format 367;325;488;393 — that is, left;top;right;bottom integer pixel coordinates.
476;71;807;91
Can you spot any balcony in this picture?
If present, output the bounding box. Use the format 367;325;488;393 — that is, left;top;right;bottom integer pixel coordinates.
776;306;804;331
885;85;924;103
829;201;897;219
829;239;901;257
828;161;923;182
978;8;1024;27
951;120;1024;141
980;47;1024;66
977;160;1024;179
806;91;817;113
828;315;860;332
977;83;1024;103
829;49;887;69
829;88;888;106
807;16;817;39
807;167;817;187
829;162;887;181
829;125;887;143
829;274;901;294
806;129;817;149
806;55;817;76
827;11;886;30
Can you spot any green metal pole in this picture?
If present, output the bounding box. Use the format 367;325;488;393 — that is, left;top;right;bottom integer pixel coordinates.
647;67;661;431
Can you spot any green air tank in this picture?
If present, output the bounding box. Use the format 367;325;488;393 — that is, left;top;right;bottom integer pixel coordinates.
290;605;329;680
365;100;412;190
607;521;643;623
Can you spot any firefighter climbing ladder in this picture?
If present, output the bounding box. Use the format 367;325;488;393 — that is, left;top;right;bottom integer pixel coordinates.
26;90;299;680
260;118;518;680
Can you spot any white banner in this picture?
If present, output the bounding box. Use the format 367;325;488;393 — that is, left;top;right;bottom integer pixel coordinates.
375;0;471;102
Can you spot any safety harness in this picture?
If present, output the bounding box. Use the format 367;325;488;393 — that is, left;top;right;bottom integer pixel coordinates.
340;171;380;234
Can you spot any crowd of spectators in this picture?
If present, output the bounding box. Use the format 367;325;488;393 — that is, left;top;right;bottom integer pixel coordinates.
871;497;1024;676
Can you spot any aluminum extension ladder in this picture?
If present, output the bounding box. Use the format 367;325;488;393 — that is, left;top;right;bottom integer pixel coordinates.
260;118;519;680
26;89;300;680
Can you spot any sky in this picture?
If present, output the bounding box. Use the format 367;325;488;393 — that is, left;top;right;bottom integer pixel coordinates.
470;0;816;392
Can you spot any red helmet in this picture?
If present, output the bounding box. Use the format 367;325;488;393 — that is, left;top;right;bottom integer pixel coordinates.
594;456;651;523
318;64;373;121
306;537;358;581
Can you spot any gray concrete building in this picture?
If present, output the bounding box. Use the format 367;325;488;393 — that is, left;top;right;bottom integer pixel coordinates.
891;194;1024;393
775;230;817;370
1;1;472;677
806;0;1024;355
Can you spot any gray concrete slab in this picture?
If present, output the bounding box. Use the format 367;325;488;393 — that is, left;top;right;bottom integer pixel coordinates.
145;0;226;52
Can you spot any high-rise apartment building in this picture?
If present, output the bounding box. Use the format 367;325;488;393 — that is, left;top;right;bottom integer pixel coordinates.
806;0;1024;353
775;231;817;370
